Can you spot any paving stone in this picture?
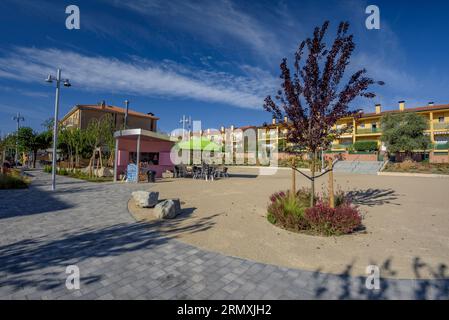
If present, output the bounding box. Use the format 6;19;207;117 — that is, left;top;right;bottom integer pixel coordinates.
0;170;442;300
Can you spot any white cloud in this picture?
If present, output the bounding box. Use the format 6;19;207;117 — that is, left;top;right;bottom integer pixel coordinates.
0;85;49;98
0;47;277;109
109;0;282;57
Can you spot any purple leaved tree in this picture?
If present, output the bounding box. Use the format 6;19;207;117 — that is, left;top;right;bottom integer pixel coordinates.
264;21;384;206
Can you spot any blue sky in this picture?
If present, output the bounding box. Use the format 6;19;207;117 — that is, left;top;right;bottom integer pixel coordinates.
1;0;449;135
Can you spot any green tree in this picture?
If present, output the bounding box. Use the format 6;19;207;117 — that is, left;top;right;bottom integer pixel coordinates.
17;127;52;168
264;21;382;206
59;127;85;169
1;134;16;167
381;112;431;159
42;118;54;132
84;114;114;176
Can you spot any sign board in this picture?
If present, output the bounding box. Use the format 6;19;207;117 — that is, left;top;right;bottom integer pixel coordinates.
126;163;137;183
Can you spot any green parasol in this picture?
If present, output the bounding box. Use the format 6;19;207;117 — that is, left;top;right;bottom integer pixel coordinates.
175;137;221;151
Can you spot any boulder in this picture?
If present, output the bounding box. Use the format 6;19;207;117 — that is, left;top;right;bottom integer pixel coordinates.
154;199;180;219
132;191;159;208
172;198;181;213
162;170;174;178
97;167;113;177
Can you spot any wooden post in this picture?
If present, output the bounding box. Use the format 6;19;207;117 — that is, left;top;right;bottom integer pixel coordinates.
113;138;118;182
291;157;296;197
328;157;334;208
136;135;141;183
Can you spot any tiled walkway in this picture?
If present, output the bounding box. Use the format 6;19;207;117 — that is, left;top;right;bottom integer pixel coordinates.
0;171;447;299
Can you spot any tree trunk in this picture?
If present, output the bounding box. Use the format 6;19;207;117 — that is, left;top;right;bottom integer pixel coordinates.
89;155;94;177
33;150;37;168
291;157;296;197
310;152;315;207
291;167;296;197
75;151;80;168
328;158;334;208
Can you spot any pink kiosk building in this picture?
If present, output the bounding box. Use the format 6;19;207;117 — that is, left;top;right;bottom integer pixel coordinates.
113;129;175;182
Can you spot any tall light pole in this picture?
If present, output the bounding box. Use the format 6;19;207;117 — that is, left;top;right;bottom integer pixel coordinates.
12;112;25;165
180;115;191;140
124;100;129;130
46;69;71;191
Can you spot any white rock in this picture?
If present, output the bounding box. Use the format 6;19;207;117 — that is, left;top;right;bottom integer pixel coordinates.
132;191;159;208
162;170;174;178
154;199;180;219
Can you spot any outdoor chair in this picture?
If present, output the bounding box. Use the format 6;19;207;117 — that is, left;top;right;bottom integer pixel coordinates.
222;167;229;178
174;164;188;178
192;166;202;179
214;166;229;178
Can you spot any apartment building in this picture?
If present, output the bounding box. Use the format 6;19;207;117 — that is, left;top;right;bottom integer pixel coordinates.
60;101;159;132
331;101;449;153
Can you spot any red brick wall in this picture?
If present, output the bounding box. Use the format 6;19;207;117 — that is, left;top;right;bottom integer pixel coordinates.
324;152;378;162
430;152;449;163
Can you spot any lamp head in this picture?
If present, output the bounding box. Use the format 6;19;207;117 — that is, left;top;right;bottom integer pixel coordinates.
63;79;71;87
45;75;53;83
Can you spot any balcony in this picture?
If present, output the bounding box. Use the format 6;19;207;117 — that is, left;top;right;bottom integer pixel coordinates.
434;143;449;150
356;127;381;135
433;122;449;131
330;143;352;150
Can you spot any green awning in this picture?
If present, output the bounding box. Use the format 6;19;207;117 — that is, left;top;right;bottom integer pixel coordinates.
175;137;221;151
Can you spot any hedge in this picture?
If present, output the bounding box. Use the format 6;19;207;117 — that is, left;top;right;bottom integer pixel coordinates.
353;140;378;152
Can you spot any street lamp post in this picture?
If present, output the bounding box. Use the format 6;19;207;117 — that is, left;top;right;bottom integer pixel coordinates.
124;100;129;130
46;68;71;191
12;112;25;165
180;115;191;140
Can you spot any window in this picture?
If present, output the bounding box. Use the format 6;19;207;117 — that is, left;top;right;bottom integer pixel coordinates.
439;117;445;123
372;123;377;129
129;152;159;165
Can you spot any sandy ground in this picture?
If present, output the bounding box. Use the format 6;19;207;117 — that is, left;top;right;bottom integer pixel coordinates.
128;167;449;279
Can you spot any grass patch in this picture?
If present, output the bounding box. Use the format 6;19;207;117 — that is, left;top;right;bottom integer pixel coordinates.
43;165;113;182
267;188;362;236
384;161;449;175
0;169;30;189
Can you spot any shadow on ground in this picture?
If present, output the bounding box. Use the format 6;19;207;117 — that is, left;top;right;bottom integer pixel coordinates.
312;257;449;299
130;200;217;237
346;188;399;207
0;187;74;219
0;216;212;292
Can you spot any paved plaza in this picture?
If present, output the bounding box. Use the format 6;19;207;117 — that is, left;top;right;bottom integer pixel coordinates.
0;171;448;299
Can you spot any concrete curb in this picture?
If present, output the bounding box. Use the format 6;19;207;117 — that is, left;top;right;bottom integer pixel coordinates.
378;171;449;178
231;165;311;172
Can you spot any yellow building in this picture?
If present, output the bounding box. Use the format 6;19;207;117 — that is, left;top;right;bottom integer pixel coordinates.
61;101;159;132
332;101;449;153
191;101;449;164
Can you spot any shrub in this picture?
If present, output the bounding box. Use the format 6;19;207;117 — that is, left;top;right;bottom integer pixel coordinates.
267;212;276;224
267;190;310;231
279;157;307;168
304;202;362;236
267;188;362;236
0;170;29;189
353;140;378;152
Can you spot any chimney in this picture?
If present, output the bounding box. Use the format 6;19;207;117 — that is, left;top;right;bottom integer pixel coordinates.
375;104;382;114
399;100;405;111
230;125;234;131
272;117;276;125
284;116;288;123
220;126;224;132
428;102;434;106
